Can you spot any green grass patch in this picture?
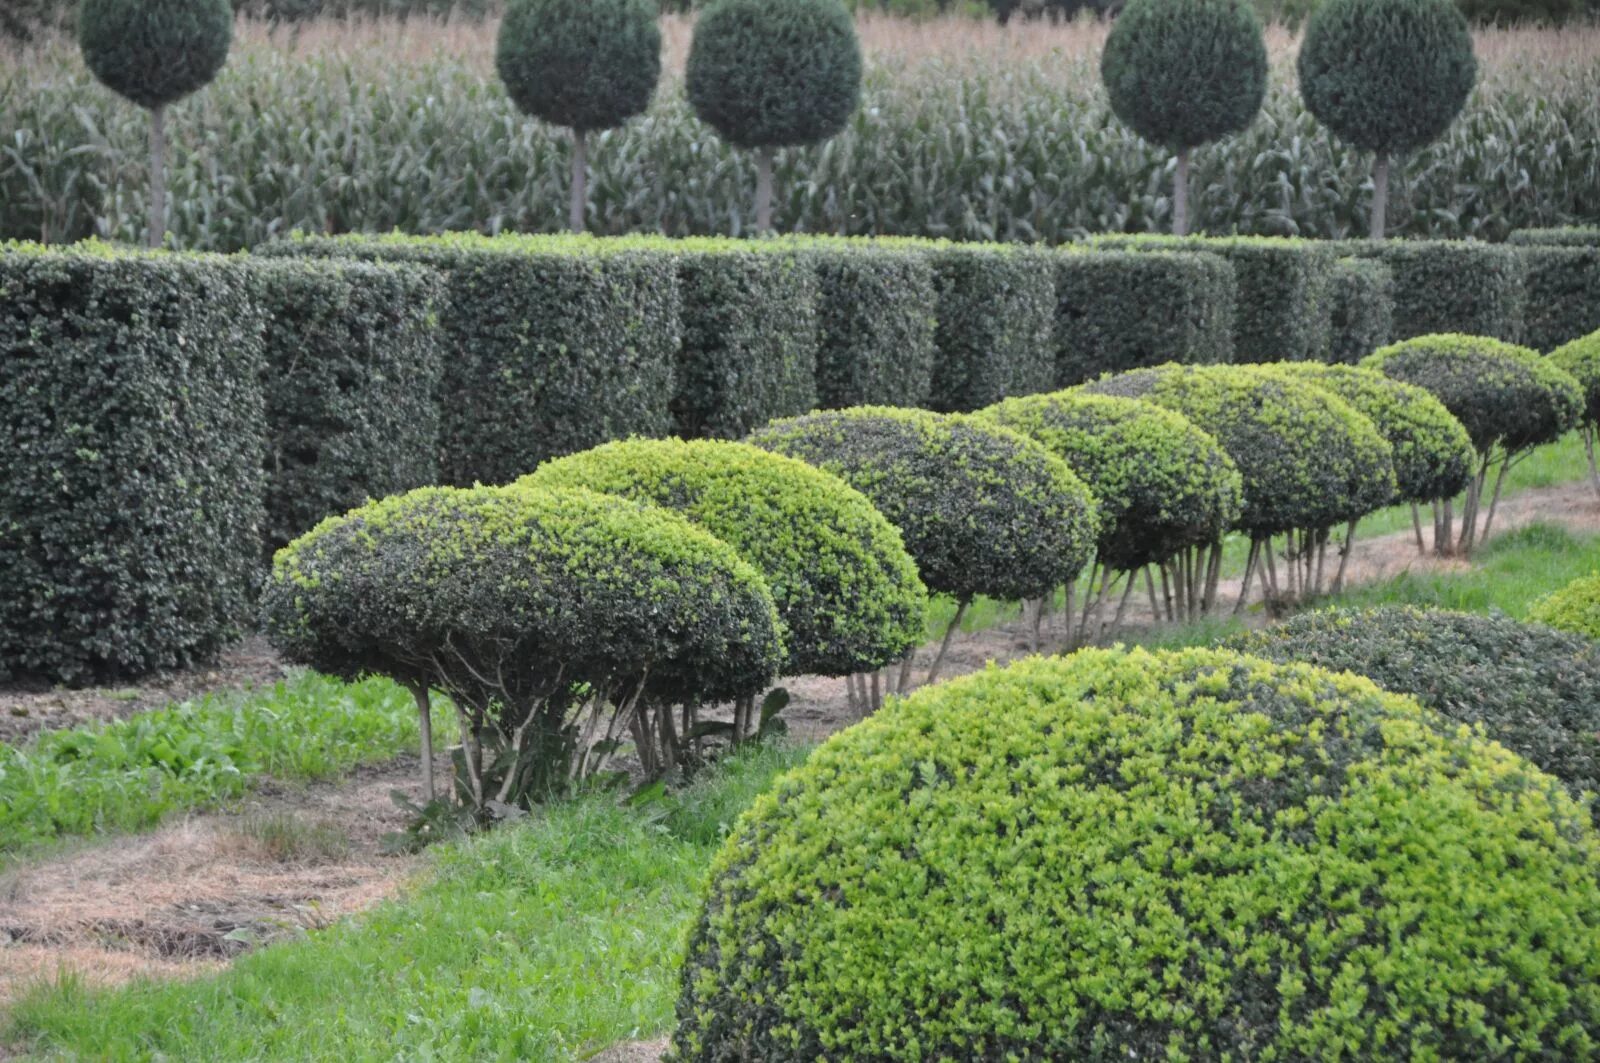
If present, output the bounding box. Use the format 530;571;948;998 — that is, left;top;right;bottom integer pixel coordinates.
0;673;442;862
5;743;809;1062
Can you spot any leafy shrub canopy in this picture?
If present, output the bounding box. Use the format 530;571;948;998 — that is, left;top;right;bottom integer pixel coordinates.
495;0;660;133
673;647;1600;1061
1100;0;1267;151
1530;574;1600;642
747;407;1097;603
979;391;1243;569
78;0;233;110
1551;329;1600;427
1363;333;1584;454
1229;605;1600;824
518;438;926;676
1081;363;1396;535
686;0;862;150
1298;0;1476;155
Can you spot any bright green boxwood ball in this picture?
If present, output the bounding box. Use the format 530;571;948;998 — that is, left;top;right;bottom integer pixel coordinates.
1100;0;1268;151
673;647;1600;1061
1363;333;1585;455
1530;573;1600;641
746;406;1098;604
1550;328;1600;428
978;390;1243;570
78;0;233;111
517;437;926;677
1262;362;1475;505
1298;0;1476;156
262;484;784;708
686;0;863;150
495;0;660;133
1081;363;1397;536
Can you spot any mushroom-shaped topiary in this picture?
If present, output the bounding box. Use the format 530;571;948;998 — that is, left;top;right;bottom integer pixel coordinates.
517;438;926;683
747;406;1098;685
495;0;660;233
1230;606;1600;826
1100;0;1267;235
672;647;1600;1061
1298;0;1476;238
262;485;783;810
1550;328;1600;497
1530;573;1600;642
1363;333;1583;553
686;0;862;233
78;0;233;248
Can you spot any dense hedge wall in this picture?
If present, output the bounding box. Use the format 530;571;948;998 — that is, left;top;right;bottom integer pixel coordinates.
245;257;446;554
1327;256;1394;363
1509;227;1600;247
1518;245;1600;353
254;233;681;485
674;647;1600;1060
0;245;266;684
1338;239;1526;344
1052;248;1235;385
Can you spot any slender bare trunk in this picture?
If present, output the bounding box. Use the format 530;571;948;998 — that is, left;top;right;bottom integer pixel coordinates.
569;129;588;234
148;104;167;249
925;599;969;686
1586;428;1600;501
1144;567;1161;625
1369;151;1390;241
754;146;774;234
1173;149;1190;237
1234;539;1260;616
1411;503;1426;554
406;682;435;803
1332;519;1358;594
1480;458;1514;543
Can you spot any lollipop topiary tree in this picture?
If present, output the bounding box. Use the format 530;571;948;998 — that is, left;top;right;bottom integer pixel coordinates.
1298;0;1476;239
495;0;661;233
686;0;862;234
78;0;233;248
1100;0;1267;236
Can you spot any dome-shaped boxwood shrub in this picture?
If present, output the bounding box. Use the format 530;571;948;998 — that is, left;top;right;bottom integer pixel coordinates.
672;647;1600;1061
1530;574;1600;641
1100;0;1267;235
517;438;926;679
686;0;862;232
1550;329;1600;496
1230;606;1600;825
496;0;660;233
263;485;783;808
979;391;1243;572
1363;333;1584;552
1298;0;1476;238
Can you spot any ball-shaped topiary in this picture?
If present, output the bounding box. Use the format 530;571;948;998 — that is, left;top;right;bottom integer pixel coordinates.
1263;362;1475;505
1530;573;1600;641
78;0;233;111
1363;333;1585;456
746;406;1098;605
1551;328;1600;428
495;0;660;135
517;438;926;677
979;390;1244;571
1229;605;1600;824
1081;363;1397;536
672;647;1600;1061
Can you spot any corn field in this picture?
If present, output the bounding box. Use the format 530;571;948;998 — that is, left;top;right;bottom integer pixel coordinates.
3;16;1599;250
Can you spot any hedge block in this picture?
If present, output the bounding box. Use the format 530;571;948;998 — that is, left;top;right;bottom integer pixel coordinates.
1327;257;1394;364
1508;228;1600;248
1338;239;1526;344
1516;246;1600;352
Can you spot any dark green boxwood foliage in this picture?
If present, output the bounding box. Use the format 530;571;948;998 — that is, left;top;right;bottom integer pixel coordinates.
518;438;926;677
1052;249;1235;385
0;245;266;684
1510;228;1600;247
673;647;1600;1061
746;407;1098;603
980;391;1243;570
1327;256;1394;363
1265;363;1474;505
1519;246;1600;353
1230;606;1600;825
244;257;446;554
1082;363;1396;535
1089;235;1335;364
1334;239;1526;344
1530;574;1600;641
1551;330;1600;427
685;0;862;151
254;233;680;485
78;0;233;111
494;0;659;135
1363;333;1584;455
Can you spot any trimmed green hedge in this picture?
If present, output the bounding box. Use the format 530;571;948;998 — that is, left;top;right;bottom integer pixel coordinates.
245;257;446;554
1328;256;1394;363
1052;248;1235;385
1339;239;1526;344
253;233;681;485
1509;227;1600;247
674;647;1600;1060
1518;245;1600;353
1530;573;1600;641
1088;235;1335;363
0;244;266;684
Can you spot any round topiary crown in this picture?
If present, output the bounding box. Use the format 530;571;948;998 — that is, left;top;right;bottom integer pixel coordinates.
495;0;661;133
78;0;233;111
1550;328;1600;428
1530;573;1600;642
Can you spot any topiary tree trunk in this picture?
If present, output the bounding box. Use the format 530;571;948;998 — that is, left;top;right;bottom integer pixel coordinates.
570;129;588;234
1174;149;1191;237
754;146;775;234
1370;151;1390;240
147;104;167;248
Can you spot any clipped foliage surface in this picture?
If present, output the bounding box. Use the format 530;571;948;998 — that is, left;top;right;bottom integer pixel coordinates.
747;406;1097;603
1327;256;1393;363
674;647;1600;1061
77;0;233;110
920;241;1057;412
979;390;1242;569
1530;574;1600;642
1520;246;1600;354
495;0;660;132
518;438;926;677
1338;239;1526;344
1551;328;1600;426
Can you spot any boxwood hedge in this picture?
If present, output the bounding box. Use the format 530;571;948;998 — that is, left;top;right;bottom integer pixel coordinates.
518;438;926;677
673;647;1600;1060
979;390;1243;571
746;406;1098;604
1518;245;1600;353
1509;227;1600;248
1339;239;1526;344
1530;574;1600;642
0;244;266;684
1328;256;1394;363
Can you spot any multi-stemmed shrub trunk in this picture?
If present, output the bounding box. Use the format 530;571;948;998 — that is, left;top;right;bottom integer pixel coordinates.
1240;526;1359;612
